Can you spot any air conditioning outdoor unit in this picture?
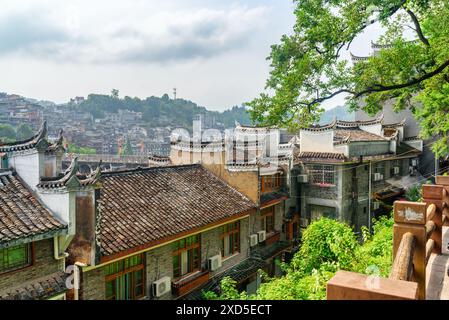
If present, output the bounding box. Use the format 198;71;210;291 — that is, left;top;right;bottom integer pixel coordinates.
394;167;400;175
208;254;222;271
297;174;308;183
258;230;267;242
152;276;171;297
250;234;258;247
373;173;381;181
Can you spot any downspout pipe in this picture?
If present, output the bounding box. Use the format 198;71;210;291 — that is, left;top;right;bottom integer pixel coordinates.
54;236;69;260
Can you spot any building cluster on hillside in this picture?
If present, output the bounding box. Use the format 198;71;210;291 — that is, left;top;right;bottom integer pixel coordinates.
0;93;206;156
0;86;442;301
0;93;44;131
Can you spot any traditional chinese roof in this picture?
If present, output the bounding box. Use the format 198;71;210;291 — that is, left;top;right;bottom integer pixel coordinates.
336;114;384;127
371;40;394;50
45;129;65;154
301;120;337;132
334;128;386;143
0;170;66;246
383;119;406;128
37;157;101;190
0;272;68;300
0;122;48;153
296;152;347;162
97;164;256;256
350;52;369;62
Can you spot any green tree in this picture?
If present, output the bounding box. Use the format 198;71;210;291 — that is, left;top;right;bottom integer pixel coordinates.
0;124;16;142
111;89;119;99
67;143;96;155
205;215;394;300
16;123;33;140
247;0;449;157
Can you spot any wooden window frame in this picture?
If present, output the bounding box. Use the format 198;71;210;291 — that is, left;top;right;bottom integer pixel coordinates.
172;235;201;280
0;242;34;275
261;174;281;193
104;253;146;300
260;206;275;233
220;221;240;258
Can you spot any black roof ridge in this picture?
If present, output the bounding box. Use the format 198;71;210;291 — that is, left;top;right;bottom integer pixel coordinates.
101;163;201;177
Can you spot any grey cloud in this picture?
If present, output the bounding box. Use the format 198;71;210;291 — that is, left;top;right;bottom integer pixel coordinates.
0;14;68;55
0;6;266;64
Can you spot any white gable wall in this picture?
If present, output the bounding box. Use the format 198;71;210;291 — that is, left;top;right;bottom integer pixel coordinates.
300;130;335;153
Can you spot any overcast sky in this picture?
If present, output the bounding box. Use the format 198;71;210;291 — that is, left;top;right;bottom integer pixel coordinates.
0;0;385;111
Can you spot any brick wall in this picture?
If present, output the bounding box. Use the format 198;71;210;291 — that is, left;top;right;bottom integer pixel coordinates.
0;238;63;292
146;244;173;300
80;267;105;300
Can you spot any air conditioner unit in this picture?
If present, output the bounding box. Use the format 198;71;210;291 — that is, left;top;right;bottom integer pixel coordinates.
297;174;308;183
258;230;267;242
152;276;171;297
208;254;222;271
394;167;400;175
373;173;381;181
250;234;258;247
411;159;418;167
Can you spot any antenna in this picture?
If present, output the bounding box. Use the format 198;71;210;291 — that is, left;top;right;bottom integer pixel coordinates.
173;87;177;100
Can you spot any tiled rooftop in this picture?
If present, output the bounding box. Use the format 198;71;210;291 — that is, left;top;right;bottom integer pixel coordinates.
98;164;256;256
0;171;66;245
334;128;386;143
0;272;67;300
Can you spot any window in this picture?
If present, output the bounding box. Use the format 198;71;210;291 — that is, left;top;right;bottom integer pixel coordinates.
261;206;275;233
261;174;281;192
220;222;240;258
172;235;201;279
104;253;145;300
307;165;335;186
0;244;32;274
309;205;336;221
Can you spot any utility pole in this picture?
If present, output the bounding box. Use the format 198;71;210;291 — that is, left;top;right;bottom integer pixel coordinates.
173;87;177;100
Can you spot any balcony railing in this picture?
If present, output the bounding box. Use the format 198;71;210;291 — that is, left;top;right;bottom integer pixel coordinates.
172;270;210;297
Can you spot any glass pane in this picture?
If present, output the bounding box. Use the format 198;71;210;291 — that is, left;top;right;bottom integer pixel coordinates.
134;269;143;285
106;280;115;300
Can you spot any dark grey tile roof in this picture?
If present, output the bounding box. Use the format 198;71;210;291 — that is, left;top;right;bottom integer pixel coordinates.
98;164;257;256
0;171;66;245
0;272;68;300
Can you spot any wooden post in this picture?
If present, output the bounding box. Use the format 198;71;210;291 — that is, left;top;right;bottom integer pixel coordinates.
327;271;418;300
393;201;427;300
435;176;449;254
422;184;444;254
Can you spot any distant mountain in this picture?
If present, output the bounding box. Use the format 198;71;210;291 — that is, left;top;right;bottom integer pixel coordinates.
74;93;251;129
319;105;355;125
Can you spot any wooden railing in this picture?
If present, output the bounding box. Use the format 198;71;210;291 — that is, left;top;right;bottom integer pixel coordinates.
327;176;449;300
172;270;210;297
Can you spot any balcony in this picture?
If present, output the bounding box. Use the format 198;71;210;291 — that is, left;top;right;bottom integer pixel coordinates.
265;231;281;246
172;270;210;297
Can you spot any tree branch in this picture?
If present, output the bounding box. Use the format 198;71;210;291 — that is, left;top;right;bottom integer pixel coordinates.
406;9;430;47
355;58;449;97
296;58;449;108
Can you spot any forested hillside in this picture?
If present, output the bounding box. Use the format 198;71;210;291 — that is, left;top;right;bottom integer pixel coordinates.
76;92;251;128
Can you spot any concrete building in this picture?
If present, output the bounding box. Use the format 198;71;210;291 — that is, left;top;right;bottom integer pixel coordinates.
293;116;422;233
